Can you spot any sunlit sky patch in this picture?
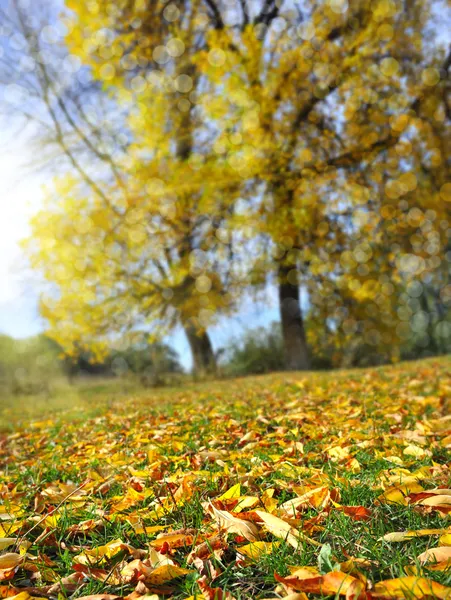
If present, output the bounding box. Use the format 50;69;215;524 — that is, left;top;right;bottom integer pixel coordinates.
0;141;44;337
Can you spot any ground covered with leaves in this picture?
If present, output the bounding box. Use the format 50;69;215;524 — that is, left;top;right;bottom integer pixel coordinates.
1;357;451;600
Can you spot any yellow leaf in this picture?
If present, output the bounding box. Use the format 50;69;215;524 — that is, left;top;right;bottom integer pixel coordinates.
145;565;194;585
73;539;127;565
0;539;16;551
217;484;241;500
149;531;197;548
237;541;280;560
379;482;424;506
372;577;451;599
275;568;362;597
254;510;321;548
381;529;450;542
403;445;430;459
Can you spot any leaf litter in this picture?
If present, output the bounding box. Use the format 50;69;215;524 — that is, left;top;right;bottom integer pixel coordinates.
0;358;451;599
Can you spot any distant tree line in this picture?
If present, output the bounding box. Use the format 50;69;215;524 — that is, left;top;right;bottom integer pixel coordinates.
0;333;184;396
1;294;448;398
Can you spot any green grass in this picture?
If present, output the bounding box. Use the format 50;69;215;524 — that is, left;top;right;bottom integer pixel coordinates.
0;356;450;599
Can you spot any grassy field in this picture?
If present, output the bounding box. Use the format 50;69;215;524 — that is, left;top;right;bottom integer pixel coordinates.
1;356;451;600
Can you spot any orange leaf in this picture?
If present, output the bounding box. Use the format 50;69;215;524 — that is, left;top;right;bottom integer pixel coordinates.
339;506;372;521
275;568;361;596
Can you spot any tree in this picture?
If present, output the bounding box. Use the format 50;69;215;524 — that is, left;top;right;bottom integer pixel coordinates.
192;0;450;369
2;0;449;374
1;0;248;375
0;333;64;396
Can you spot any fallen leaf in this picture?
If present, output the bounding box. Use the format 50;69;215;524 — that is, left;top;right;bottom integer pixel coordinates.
237;541;280;560
0;541;16;552
279;486;331;516
217;484;241;500
149;529;198;549
255;510;321;548
210;503;259;542
417;547;451;565
379;483;424;506
338;506;372;521
275;568;363;597
143;564;193;585
75;595;120;600
371;576;451;599
381;529;450;542
0;554;24;581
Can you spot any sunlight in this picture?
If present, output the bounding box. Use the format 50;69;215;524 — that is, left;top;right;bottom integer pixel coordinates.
0;144;44;333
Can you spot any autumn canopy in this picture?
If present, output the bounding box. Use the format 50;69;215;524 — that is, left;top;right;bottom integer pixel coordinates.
0;0;449;372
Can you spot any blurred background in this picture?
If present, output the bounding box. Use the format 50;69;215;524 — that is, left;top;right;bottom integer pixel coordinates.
0;0;449;410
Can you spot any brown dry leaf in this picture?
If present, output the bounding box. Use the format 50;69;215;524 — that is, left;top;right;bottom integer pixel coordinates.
129;580;174;596
46;572;85;594
186;535;227;564
210;503;259;542
255;510;321;548
121;559;152;583
74;563;123;585
415;496;451;507
67;519;104;536
371;576;451;599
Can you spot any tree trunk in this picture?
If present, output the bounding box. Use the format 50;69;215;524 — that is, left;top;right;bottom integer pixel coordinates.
184;323;216;376
278;264;310;371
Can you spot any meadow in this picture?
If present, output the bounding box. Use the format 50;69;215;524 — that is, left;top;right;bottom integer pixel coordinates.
1;356;451;600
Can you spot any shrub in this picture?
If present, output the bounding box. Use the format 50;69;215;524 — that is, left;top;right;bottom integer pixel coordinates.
221;322;285;376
